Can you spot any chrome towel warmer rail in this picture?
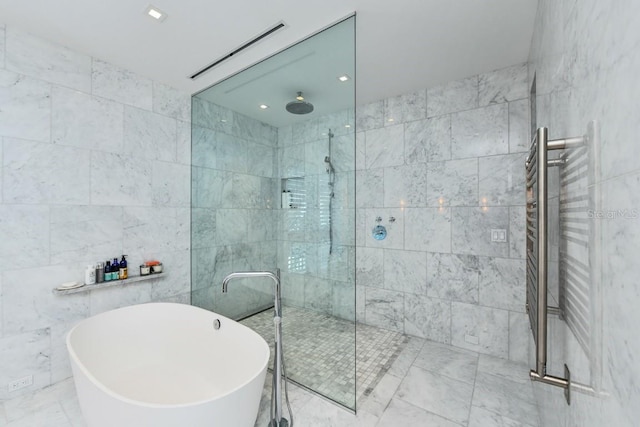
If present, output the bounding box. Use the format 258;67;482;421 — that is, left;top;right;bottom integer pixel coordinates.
525;127;584;404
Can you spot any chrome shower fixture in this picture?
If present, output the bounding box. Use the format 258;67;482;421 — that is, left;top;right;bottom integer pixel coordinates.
285;91;314;115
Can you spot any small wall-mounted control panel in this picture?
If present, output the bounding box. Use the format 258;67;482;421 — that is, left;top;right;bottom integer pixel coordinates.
491;229;507;243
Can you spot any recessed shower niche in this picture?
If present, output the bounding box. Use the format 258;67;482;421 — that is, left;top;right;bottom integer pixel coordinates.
190;16;357;409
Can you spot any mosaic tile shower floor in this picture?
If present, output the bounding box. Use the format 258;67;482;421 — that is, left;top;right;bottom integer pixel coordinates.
240;306;407;408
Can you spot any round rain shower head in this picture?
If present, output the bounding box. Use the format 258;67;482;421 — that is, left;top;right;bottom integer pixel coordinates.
286;91;314;115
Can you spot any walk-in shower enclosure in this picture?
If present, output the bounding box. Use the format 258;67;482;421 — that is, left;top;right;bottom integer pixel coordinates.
190;17;356;409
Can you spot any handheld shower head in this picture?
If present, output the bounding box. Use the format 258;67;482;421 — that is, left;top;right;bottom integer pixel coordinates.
324;156;334;173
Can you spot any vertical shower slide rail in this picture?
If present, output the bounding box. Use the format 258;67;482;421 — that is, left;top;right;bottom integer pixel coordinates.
525;127;583;404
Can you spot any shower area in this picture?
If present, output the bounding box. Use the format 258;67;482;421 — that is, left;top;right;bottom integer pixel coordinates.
190;16;405;410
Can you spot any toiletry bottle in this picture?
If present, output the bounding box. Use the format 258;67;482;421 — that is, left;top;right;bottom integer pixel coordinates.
105;260;112;281
113;258;120;280
96;262;104;283
84;265;96;285
119;255;128;279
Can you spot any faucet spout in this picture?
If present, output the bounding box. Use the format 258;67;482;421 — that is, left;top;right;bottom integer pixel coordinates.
221;271;282;315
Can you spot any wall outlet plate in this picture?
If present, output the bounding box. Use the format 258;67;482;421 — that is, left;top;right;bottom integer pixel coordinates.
491;229;507;243
7;375;33;392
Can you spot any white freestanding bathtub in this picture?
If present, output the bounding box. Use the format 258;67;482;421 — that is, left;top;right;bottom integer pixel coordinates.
67;302;269;427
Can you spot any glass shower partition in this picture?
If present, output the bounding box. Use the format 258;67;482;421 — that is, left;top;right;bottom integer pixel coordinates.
190;16;357;410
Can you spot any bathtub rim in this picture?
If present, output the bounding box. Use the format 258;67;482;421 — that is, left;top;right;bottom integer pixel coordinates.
66;302;271;409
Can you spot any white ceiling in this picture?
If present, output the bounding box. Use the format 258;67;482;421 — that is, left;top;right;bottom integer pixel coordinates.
0;0;538;107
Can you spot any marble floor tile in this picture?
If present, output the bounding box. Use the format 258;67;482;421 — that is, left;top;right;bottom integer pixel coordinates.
377;398;463;427
468;405;537;427
412;340;479;385
395;366;474;425
476;354;531;385
471;372;538;423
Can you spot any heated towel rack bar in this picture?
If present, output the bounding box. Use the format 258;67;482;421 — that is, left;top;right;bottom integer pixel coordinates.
525;127;584;405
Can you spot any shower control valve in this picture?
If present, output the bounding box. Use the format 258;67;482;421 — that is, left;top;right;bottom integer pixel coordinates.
389;216;396;223
375;216;382;223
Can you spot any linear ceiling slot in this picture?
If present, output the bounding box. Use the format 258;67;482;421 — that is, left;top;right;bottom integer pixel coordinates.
190;21;287;80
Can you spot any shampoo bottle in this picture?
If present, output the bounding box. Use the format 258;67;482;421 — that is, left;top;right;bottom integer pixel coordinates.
119;255;128;280
84;265;96;285
113;258;120;280
105;261;112;281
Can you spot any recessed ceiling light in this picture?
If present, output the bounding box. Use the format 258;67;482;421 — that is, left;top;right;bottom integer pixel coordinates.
345;124;351;128
145;5;167;22
260;104;269;110
388;118;395;122
338;75;350;82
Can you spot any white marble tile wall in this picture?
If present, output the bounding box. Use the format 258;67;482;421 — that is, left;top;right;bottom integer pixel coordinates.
190;96;278;320
0;26;192;400
355;64;530;362
529;0;640;426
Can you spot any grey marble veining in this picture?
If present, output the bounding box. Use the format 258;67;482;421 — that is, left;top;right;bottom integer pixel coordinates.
479;63;528;106
478;257;525;313
451;207;510;257
304;276;332;314
508;99;530;153
292;117;319;144
191;167;229;208
247;143;275;178
396;366;473;425
404;294;452;343
478;153;526;206
507;311;529;364
3;138;90;204
451;103;509;159
122;207;181;254
191;125;217;169
383;249;427;295
151;161;190;207
427;158;478;207
0;70;51;143
509;207;526;259
404;116;451;164
413;340;479;385
356;247;384;287
5;28;91;93
152;81;191;122
355;168;384;208
215;209;248;245
91;58;152;110
49;205;123;265
51;86;124;153
356;100;384;131
215;131;248;174
365;124;404;169
3;265;89;334
365;287;404;332
404;208;451;252
90;151;152;206
383;163;427;207
384;90;427;125
472;372;538;423
451;302;509;357
124;106;177;162
0;329;51;400
427;75;479;117
468;405;537;427
378;398;461;427
427;253;480;304
0;205;49;271
176;120;191;165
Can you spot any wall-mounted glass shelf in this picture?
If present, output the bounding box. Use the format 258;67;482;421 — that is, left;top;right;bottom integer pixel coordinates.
53;273;164;296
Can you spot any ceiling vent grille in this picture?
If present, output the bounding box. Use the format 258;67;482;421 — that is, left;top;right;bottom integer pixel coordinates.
190;21;286;80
